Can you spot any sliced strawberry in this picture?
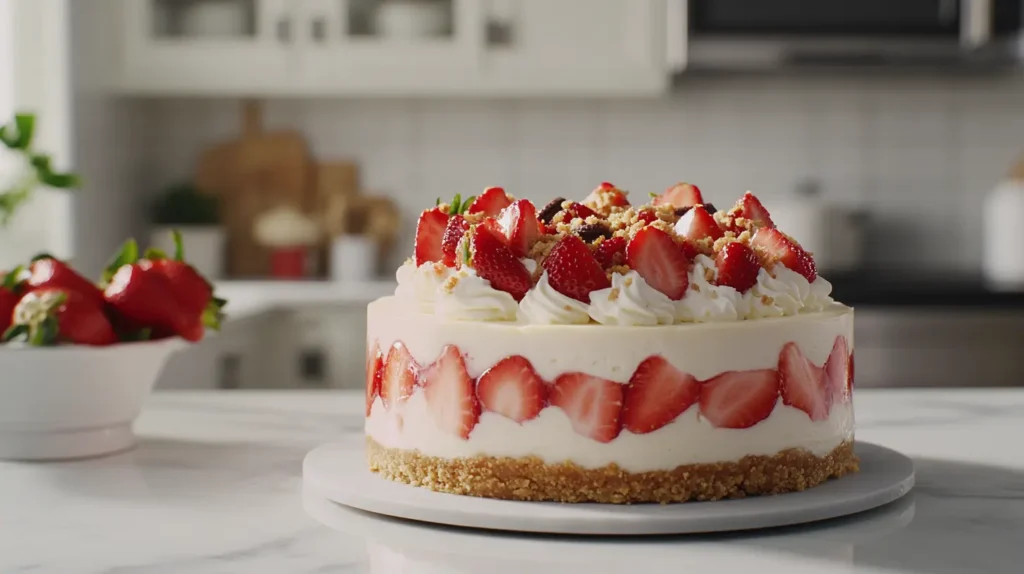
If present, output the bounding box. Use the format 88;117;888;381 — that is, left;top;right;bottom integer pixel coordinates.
468;186;512;217
543;235;610;302
730;192;775;230
366;341;384;416
414;207;449;265
824;336;851;405
680;240;701;261
594;236;627;269
498;199;541;258
476;355;548;423
423;345;480;439
699;369;779;429
751;227;817;282
653;182;703;208
380;341;417;410
779;342;830;421
441;215;470;267
565;202;598;220
468;225;532;301
637;209;658;225
849;352;855;391
674;205;724;242
621;356;700;434
715;242;761;292
626;227;691;300
550;373;623;443
584;183;630;209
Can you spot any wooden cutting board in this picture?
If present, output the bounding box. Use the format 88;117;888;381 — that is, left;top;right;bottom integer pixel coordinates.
196;101;314;278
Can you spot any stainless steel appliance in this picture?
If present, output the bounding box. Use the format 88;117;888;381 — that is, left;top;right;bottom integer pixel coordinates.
668;0;1024;73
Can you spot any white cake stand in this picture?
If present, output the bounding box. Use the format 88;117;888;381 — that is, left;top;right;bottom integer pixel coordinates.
302;441;914;536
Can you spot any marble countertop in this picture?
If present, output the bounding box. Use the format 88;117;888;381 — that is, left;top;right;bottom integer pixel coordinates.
2;389;1022;574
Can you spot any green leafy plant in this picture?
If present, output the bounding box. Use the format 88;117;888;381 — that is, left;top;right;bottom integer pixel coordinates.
152;183;220;226
0;113;80;225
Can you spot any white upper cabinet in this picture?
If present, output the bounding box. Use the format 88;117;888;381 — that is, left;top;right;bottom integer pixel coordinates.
115;0;670;96
120;0;298;94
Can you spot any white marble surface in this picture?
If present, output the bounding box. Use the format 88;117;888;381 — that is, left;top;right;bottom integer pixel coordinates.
1;389;1022;574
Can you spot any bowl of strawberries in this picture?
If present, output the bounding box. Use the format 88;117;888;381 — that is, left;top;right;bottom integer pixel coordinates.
0;231;227;461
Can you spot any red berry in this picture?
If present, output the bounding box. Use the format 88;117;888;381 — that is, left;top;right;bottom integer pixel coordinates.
550;373;623;443
779;342;830;421
542;235;610;303
715;242;761;292
751;227;817;282
380;341;417;410
476;355;548;423
468;187;513;217
594;236;627;269
726;192;775;231
626;227;691;300
498;199;541;258
469;225;533;301
675;205;724;242
414;207;449;265
621;356;700;434
699;369;779;429
565;202;598;220
423;345;480;439
440;215;470;267
637;209;658;225
366;341;384;416
653;182;703;208
7;288;117;346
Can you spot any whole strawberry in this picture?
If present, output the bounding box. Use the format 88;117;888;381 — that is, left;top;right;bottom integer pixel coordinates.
104;262;204;341
141;230;226;328
467;224;532;301
543;235;610;302
0;269;22;334
4;288;116;346
23;255;104;307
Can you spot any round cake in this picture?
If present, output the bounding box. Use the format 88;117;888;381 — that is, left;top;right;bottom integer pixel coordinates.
365;183;857;504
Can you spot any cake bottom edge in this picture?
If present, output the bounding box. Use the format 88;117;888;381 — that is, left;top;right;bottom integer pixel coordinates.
366;437;860;504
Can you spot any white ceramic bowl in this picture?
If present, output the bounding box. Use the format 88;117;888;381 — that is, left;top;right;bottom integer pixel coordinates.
0;338;187;461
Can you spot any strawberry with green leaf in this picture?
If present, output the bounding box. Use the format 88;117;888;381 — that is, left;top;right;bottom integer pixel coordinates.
0;269;23;334
22;254;104;307
140;230;226;329
3;288;116;347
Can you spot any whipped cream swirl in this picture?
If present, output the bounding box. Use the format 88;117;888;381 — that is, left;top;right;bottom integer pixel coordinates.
589;271;675;326
675;255;751;323
748;265;833;319
434;268;519;322
395;261;453;313
519;271;591;324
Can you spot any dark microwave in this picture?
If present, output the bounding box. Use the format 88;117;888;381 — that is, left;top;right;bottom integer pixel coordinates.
679;0;1024;71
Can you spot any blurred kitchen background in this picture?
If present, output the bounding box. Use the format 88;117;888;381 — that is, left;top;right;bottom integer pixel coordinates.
3;0;1024;391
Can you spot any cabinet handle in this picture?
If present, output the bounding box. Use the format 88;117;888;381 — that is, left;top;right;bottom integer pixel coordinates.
277;17;292;43
311;16;327;42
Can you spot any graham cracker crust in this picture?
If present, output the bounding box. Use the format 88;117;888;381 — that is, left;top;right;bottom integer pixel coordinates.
366;437;859;504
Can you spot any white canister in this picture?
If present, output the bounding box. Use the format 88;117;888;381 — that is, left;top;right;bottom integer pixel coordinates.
150;225;227;280
983;179;1024;290
331;235;378;282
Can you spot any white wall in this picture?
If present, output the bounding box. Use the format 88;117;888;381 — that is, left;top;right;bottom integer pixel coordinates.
138;76;1024;275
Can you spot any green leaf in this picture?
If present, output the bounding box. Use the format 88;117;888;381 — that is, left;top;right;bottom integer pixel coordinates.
201;301;223;331
212;296;228;309
171;229;185;261
2;265;24;291
39;171;80;189
460;196;476;214
143;248;168;261
2;324;28;343
648;192;658;198
12;114;35;149
435;197;441;206
449;194;462;216
102;238;139;286
29;316;60;347
30;253;56;263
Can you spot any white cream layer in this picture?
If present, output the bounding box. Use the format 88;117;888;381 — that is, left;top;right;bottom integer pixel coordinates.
368;296;853;382
366;393;854;472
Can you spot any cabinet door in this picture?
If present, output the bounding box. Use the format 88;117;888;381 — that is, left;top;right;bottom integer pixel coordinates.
295;0;484;94
484;0;668;96
120;0;298;94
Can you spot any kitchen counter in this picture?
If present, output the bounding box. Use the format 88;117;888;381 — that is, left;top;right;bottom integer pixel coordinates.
2;390;1022;573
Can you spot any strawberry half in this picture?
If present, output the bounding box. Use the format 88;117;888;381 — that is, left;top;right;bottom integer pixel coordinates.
366;341;384;416
637;209;658;225
674;205;724;242
699;369;779;429
380;341;417;410
653;182;703;208
414;207;449;265
779;342;830;421
715;242;761;292
565;202;598;220
550;373;623;443
4;288;117;347
423;345;480;439
594;236;627;269
730;192;775;230
0;269;22;334
751;227;817;282
468;186;512;217
476;355;548;423
468;225;532;301
621;356;700;434
583;183;630;210
441;214;470;267
498;199;541;258
543;235;610;303
626;227;691;300
824;336;851;405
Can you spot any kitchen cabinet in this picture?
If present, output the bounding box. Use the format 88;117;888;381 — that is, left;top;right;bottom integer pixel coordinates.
115;0;669;97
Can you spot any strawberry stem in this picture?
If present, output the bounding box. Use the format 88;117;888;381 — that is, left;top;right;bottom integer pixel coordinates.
171;229;185;261
1;265;23;291
102;238;139;286
144;248;168;261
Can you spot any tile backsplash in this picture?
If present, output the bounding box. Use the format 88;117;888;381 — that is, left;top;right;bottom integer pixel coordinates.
139;75;1024;275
